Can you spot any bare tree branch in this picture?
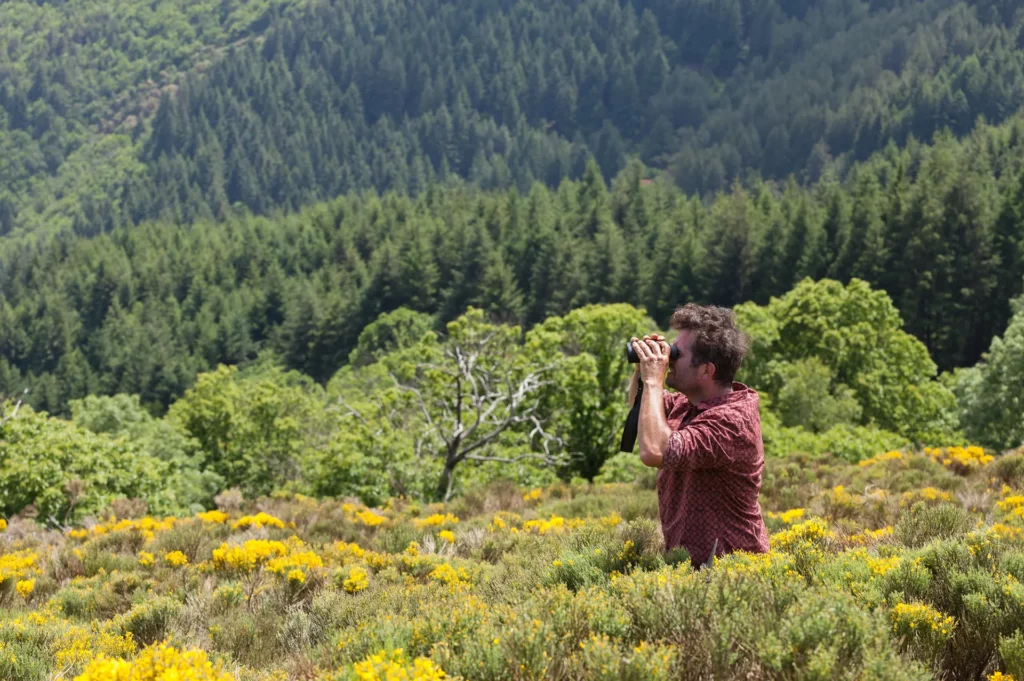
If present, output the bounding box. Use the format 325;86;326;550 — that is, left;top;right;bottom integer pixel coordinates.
463;452;562;465
332;397;368;425
0;389;29;427
391;372;452;449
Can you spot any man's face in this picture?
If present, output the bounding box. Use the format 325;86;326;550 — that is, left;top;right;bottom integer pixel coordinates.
666;330;710;393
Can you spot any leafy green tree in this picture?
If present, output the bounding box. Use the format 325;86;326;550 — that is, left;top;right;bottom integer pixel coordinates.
70;393;223;512
0;404;172;522
772;357;862;433
953;293;1024;451
318;362;432;505
347;308;436;368
526;303;655;480
166;364;327;497
735;278;959;442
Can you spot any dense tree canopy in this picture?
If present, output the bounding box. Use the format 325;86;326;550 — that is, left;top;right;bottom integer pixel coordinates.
3;114;1024;417
3;0;1024;236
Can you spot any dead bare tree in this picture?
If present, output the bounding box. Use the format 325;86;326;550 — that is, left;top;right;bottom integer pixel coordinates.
390;327;564;501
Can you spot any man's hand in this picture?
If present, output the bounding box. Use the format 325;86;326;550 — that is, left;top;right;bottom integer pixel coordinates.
630;334;670;386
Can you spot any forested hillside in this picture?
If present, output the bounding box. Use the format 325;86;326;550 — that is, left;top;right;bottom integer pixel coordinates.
0;0;311;237
3;0;1024;236
3;113;1024;418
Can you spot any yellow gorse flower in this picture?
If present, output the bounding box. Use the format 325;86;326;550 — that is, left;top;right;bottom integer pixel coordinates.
197;510;229;524
858;450;905;467
522;515;566;535
350;648;447;681
330;541;367;564
412;513;459;529
232;512;285;531
847;526;894;545
428;563;471;587
0;549;39;586
343;566;370;593
163;551;189;567
900;487;954;507
266;550;324;576
891;602;956;637
85;517;177;542
73;641;235;681
211;540;287;573
923;446;993;472
15;578;35;598
767;508;805;524
770;518;831;553
355;509;387;527
865;554;901;576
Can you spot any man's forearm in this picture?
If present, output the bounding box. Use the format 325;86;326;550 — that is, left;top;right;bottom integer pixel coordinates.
638;378;671;467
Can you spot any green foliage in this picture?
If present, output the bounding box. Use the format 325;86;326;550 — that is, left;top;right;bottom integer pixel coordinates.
0;405;174;523
59;0;1024;233
760;399;910;462
999;630;1024;679
893;503;975;548
954;294;1024;450
737;278;960;442
166;364;327;498
594;452;655;485
2;116;1023;418
317;363;433;505
772;357;862;432
115;596;182;646
321;307;571;502
9;446;1024;680
526;303;655;480
347;308;436;368
70;393;222;512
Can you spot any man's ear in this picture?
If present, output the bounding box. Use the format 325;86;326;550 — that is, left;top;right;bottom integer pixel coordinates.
704;362;717;381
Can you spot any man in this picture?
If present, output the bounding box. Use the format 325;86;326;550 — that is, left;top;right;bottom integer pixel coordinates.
628;303;769;568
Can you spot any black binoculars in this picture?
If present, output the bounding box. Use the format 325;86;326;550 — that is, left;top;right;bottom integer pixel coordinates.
625;340;679;364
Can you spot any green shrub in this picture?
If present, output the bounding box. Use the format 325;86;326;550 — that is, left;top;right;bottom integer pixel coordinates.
994;453;1024;487
999;630;1024;679
894;503;974;548
601;518;664;574
544;551;605;591
115;596;182;646
569;633;675;681
51;570;152;620
0;639;47;681
0;408;173;522
594;453;655;486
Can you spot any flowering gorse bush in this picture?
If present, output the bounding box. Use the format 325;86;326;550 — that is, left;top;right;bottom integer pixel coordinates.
74;642;234;681
0;445;1020;680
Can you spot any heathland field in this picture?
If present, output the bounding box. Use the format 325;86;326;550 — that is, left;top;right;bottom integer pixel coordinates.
3;445;1024;680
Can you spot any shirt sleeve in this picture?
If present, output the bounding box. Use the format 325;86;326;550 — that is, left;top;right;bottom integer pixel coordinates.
661;410;754;470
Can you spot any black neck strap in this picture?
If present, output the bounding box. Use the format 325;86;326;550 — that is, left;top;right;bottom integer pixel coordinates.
620;381;643;452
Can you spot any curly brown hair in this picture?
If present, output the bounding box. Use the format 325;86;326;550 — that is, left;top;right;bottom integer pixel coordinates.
669;303;749;386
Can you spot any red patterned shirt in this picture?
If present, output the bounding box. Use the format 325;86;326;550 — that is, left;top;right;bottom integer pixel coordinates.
658;382;769;567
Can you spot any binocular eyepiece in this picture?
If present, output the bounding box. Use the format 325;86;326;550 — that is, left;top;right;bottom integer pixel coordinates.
625;340;680;364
